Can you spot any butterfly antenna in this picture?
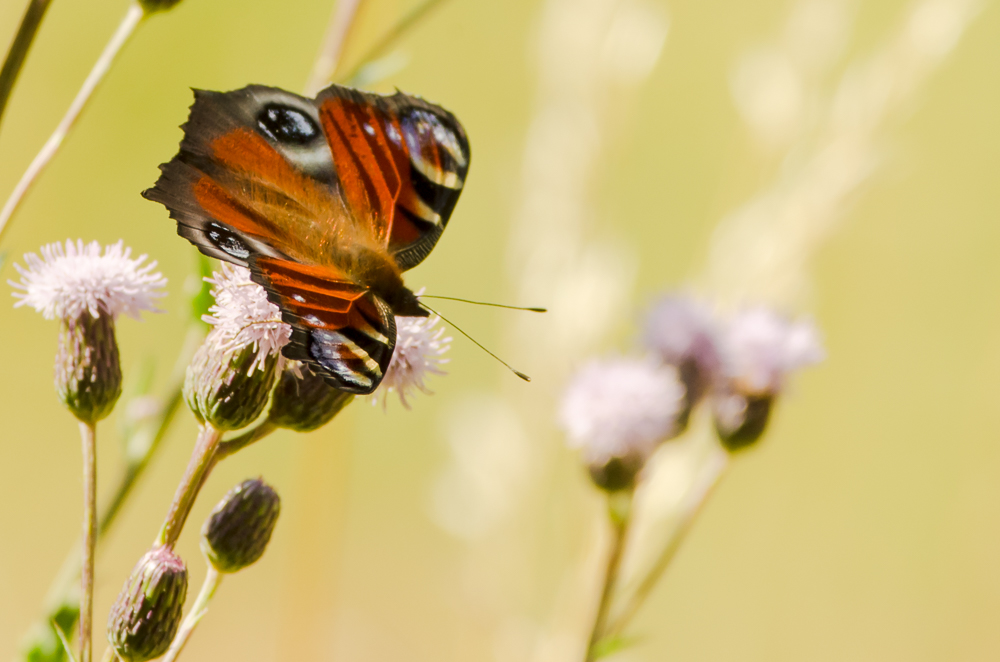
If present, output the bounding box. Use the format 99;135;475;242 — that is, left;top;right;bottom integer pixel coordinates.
419;302;532;382
419;295;546;313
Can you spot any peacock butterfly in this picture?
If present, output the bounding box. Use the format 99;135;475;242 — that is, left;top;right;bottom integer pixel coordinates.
144;83;470;394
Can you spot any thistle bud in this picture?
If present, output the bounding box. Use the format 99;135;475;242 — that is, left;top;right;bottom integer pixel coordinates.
643;295;723;431
268;362;353;432
587;453;648;492
184;336;280;431
713;392;773;452
559;358;685;492
712;307;824;452
54;312;122;423
107;547;188;662
185;264;291;430
201;478;281;573
11;240;164;423
139;0;183;14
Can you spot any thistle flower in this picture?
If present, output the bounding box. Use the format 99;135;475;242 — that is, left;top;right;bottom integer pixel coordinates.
714;307;824;450
10;240;166;422
201;478;281;573
372;315;451;409
201;263;291;373
185;265;290;430
268;361;354;432
107;547;188;662
559;357;685;491
643;294;724;423
721;307;824;395
10;239;166;321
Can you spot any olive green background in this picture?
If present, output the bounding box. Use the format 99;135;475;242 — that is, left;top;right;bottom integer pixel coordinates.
1;0;999;660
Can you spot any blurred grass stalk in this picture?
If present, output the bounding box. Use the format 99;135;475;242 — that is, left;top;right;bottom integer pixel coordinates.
0;0;54;130
0;1;147;246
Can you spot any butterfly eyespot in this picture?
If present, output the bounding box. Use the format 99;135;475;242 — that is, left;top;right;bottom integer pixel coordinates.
207;222;250;259
257;104;320;146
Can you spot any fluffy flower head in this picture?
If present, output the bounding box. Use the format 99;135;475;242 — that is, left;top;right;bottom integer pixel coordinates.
559;357;685;464
10;239;166;320
203;264;291;373
373;315;451;409
722;307;824;394
643;295;720;366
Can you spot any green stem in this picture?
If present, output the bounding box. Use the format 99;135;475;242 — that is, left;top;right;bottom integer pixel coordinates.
156;423;223;549
585;489;634;662
78;421;96;662
0;0;54;130
0;3;145;245
162;567;224;662
604;448;729;639
20;326;201;662
216;418;278;460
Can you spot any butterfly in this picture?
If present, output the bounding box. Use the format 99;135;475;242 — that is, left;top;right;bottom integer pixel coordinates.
144;84;470;394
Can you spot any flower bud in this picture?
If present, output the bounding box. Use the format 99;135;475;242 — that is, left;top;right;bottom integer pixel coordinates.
713;392;773;452
139;0;183;14
184;333;280;431
268;362;353;432
107;547;188;662
55;312;122;424
201;478;281;573
587;453;647;492
559;358;685;492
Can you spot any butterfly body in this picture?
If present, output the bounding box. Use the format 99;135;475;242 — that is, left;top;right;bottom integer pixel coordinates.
145;84;470;393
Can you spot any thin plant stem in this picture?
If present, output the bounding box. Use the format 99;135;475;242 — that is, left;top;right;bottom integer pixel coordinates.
0;3;144;245
162;566;224;662
305;0;367;96
216;418;278;460
188;419;278;516
21;325;203;662
152;414;278;551
78;421;97;662
339;0;448;85
585;488;634;662
604;448;730;639
156;423;223;549
0;0;54;129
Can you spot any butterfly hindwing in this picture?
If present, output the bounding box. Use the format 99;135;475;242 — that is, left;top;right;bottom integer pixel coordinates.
252;257;395;394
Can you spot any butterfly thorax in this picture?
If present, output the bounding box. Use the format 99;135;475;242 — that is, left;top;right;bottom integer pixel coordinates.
334;245;426;318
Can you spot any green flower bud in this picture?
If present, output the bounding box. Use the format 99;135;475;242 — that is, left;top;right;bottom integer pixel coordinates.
587;452;645;492
55;312;122;424
107;547;188;662
201;478;281;573
268;362;353;432
713;392;773;452
139;0;183;14
184;332;280;431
